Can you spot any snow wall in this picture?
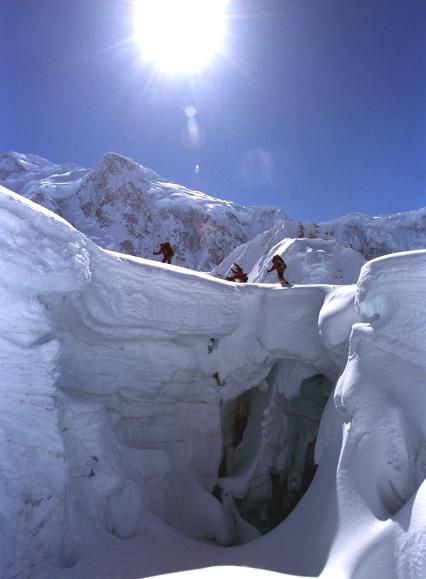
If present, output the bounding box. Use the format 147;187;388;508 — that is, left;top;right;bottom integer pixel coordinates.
0;184;425;579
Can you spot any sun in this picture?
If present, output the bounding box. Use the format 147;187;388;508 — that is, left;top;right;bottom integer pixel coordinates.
134;0;228;74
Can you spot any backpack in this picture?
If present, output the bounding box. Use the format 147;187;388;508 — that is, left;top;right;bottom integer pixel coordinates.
273;255;286;268
162;242;174;256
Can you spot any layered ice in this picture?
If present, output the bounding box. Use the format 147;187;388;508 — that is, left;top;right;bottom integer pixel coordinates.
0;184;425;579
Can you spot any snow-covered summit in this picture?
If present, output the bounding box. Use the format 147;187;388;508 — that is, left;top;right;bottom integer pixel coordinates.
0;151;87;190
269;208;426;259
0;151;89;215
90;152;162;182
0;152;286;270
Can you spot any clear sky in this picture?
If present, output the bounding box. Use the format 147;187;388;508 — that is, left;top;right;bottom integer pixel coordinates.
1;0;425;221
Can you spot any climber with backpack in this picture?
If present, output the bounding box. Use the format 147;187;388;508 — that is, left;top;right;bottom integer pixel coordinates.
153;242;174;264
226;263;248;283
267;254;290;286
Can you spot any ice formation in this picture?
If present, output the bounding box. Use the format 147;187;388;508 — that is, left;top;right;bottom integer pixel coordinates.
212;236;366;285
0;184;425;579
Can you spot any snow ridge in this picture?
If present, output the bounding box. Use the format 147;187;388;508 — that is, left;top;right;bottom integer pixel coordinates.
0;152;285;271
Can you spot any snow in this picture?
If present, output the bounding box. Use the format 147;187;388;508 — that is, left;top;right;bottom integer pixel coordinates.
0;183;425;579
149;567;308;579
212;206;426;286
0;152;286;271
3;151;425;279
213;237;366;286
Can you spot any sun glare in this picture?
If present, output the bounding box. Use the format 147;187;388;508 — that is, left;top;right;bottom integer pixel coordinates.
134;0;228;74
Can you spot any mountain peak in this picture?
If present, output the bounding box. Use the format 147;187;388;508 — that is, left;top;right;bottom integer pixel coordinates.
94;152;162;182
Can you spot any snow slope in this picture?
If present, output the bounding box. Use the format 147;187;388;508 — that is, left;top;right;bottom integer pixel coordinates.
213;207;426;285
212;236;366;285
0;185;425;579
0;152;285;271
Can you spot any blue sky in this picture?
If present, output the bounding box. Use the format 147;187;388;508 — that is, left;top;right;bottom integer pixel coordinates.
1;0;425;221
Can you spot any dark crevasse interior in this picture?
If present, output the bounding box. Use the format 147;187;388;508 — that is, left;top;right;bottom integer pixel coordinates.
215;370;333;539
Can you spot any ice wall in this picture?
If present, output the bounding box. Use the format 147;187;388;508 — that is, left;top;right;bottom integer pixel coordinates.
0;186;347;572
0;188;90;576
0;184;425;579
322;250;426;578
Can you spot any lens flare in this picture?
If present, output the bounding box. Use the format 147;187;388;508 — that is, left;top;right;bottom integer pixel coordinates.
238;149;275;187
182;117;204;148
184;105;197;118
134;0;229;74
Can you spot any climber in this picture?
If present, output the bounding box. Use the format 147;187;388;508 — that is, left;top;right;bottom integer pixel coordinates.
153;242;174;264
226;263;248;283
267;254;290;286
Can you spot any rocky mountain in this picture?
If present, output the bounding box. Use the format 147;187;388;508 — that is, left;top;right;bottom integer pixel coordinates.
0;152;286;271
